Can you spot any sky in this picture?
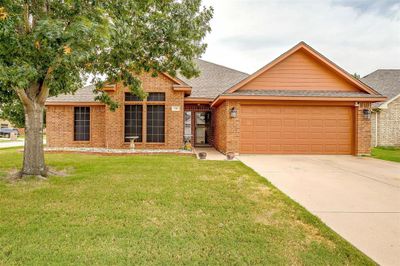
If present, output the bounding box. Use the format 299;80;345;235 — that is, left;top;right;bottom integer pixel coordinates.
200;0;400;77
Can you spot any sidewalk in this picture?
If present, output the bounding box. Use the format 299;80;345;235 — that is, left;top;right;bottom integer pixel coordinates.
0;140;24;149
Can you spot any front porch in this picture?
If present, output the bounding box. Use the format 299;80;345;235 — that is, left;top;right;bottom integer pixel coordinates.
184;104;213;148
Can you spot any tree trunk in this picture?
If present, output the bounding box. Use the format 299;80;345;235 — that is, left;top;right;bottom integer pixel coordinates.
21;103;47;177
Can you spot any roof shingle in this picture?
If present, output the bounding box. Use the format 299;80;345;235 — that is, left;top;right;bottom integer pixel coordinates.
177;59;249;99
361;70;400;106
47;59;249;103
46;85;98;103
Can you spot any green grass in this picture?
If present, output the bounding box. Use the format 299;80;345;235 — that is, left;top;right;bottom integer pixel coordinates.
0;148;374;265
371;146;400;163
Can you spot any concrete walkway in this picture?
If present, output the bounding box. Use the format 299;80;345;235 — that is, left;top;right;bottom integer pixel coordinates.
239;155;400;266
0;140;24;149
194;147;234;160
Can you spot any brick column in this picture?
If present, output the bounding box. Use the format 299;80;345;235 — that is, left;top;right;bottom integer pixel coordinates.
356;102;372;155
104;86;125;149
226;101;240;154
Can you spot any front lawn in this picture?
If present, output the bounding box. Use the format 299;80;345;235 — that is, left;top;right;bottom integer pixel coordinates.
0;148;374;265
372;146;400;163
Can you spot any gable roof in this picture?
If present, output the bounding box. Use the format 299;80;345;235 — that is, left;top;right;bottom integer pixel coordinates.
361;70;400;108
162;73;191;88
225;41;380;95
46;84;99;103
47;59;248;104
177;59;249;99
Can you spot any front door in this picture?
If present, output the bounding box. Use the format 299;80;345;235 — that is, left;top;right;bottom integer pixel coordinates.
195;112;211;146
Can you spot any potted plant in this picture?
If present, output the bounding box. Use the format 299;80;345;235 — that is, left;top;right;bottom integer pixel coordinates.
226;152;235;160
198;152;207;159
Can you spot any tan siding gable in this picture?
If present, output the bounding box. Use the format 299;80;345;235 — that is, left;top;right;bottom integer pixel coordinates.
240;49;360;92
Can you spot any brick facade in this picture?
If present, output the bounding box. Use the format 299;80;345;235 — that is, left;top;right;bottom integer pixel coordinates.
371;97;400;147
47;73;185;150
213;101;227;152
47;105;106;148
213;100;240;154
47;95;374;155
356;102;372;155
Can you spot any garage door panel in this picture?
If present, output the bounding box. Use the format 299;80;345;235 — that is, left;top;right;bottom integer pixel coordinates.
279;132;296;139
282;120;296;127
241;144;254;153
269;145;283;152
240;131;255;139
253;119;267;127
296;132;310;139
325;127;351;134
310;118;325;124
338;145;352;153
254;132;269;140
270;120;282;127
297;120;311;127
240;105;354;154
254;144;269;152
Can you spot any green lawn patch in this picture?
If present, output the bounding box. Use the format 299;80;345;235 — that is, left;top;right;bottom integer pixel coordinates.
371;147;400;163
0;148;374;265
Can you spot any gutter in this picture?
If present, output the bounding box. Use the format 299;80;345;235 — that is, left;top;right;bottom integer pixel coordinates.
211;95;387;107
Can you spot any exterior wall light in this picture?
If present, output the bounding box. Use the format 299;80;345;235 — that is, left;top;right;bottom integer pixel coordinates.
363;109;371;120
230;107;238;118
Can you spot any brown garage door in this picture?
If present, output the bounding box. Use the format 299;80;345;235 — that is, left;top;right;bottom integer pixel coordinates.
240;105;354;154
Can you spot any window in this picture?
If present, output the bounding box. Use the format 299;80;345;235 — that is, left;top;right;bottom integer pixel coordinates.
147;92;165;101
74;107;90;141
125;105;143;142
125;92;142;101
124;92;165;144
184;111;191;137
147;105;165;143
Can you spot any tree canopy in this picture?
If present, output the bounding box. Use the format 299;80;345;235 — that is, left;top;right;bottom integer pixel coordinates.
0;0;213;176
0;0;213;111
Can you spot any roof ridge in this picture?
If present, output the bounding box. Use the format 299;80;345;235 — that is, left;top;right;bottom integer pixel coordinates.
196;58;249;76
362;69;400;79
362;70;380;79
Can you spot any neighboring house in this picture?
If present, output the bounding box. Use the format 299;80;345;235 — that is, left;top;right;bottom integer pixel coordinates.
0;118;12;129
46;42;385;155
361;70;400;147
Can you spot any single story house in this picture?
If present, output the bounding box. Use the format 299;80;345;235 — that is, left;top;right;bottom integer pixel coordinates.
46;42;385;155
0;119;12;129
361;70;400;147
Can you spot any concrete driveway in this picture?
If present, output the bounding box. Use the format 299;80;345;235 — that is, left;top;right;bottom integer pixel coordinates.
239;155;400;266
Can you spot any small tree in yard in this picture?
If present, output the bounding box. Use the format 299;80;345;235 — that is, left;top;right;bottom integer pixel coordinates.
0;0;212;177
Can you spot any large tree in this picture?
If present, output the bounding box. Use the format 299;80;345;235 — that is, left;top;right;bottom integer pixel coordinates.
0;0;212;177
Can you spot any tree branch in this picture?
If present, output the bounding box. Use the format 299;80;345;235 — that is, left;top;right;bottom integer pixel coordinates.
14;88;33;109
37;67;53;104
23;3;30;33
